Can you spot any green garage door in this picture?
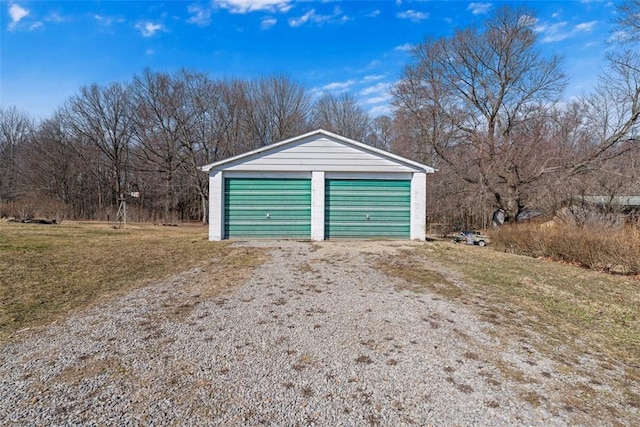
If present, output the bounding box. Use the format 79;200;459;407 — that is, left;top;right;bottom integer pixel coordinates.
224;178;311;239
325;179;411;239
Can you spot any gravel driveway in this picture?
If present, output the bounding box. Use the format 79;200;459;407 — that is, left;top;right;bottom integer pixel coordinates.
1;241;570;426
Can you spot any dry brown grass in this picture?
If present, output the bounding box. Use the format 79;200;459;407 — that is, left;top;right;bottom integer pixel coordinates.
379;257;459;298
377;242;640;423
490;223;640;274
0;221;266;342
426;243;638;367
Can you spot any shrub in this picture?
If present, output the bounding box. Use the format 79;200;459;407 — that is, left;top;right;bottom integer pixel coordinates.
0;199;67;224
490;223;640;275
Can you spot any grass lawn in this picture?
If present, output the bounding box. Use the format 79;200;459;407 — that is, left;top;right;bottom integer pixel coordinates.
378;241;640;421
0;221;266;342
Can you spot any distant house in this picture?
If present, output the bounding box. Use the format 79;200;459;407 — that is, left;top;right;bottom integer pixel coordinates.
561;195;640;225
200;129;435;241
575;196;640;211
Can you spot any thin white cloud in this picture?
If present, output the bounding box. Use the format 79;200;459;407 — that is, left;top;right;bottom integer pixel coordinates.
365;59;382;70
215;0;292;14
363;95;391;105
135;21;165;37
261;17;277;29
394;42;413;52
396;10;428;22
362;74;386;82
8;3;29;30
94;14;125;27
188;4;212;26
45;12;67;24
289;9;315;27
288;7;349;27
467;2;492;15
321;80;355;91
535;20;598;43
575;21;597;32
360;82;390;97
535;21;568;41
366;10;381;18
368;104;392;117
359;81;392;109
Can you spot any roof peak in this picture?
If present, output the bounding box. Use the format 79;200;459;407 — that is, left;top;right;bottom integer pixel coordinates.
200;129;435;173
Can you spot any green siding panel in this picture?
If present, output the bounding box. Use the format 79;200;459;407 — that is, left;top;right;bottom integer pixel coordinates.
325;179;411;239
224;178;311;239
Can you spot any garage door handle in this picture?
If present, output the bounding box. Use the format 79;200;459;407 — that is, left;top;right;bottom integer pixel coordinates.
366;214;370;220
266;213;270;219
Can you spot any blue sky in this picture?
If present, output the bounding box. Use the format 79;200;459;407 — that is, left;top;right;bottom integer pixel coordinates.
0;0;621;119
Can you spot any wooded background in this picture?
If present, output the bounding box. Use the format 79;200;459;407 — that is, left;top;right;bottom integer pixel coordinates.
1;3;638;229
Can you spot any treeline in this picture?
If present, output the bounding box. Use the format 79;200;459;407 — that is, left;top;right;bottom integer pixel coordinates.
0;72;383;223
1;3;639;228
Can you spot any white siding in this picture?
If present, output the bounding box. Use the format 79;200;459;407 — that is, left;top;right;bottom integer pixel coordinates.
208;171;224;241
215;136;423;173
410;172;427;240
311;171;325;241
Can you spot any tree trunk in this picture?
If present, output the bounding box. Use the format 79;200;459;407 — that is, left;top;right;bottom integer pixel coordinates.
506;183;521;223
201;193;208;225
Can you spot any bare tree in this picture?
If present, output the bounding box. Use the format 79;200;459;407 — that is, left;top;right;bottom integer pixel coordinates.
311;92;369;141
24;112;99;219
615;0;640;41
389;107;442;168
367;115;394;150
0;106;34;204
130;69;191;223
210;78;253;158
173;69;224;223
568;57;639;174
563;1;640;179
393;5;567;222
62;83;132;216
247;74;311;146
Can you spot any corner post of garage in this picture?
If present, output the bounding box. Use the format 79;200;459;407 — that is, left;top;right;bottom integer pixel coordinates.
208;170;224;241
410;172;427;241
311;171;325;241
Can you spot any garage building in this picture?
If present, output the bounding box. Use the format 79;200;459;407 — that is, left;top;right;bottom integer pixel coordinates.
201;129;435;241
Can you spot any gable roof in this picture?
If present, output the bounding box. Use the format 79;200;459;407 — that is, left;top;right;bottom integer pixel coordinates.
200;129;435;173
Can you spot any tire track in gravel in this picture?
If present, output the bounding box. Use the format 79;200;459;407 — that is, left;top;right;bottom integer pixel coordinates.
1;240;569;426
